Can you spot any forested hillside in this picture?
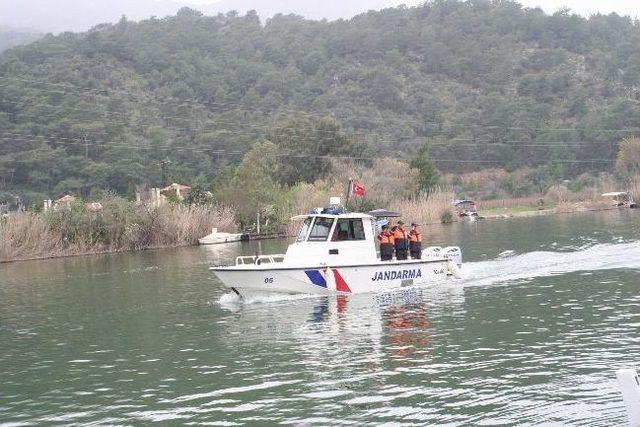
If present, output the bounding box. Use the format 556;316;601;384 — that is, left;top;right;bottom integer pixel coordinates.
1;0;640;203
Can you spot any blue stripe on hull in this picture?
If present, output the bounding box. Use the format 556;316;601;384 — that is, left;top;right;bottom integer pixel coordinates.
305;270;327;288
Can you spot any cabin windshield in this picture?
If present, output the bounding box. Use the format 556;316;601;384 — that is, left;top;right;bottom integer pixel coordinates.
296;217;313;242
307;217;335;242
331;218;366;241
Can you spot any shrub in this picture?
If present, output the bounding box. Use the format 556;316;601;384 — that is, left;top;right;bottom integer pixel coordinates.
440;209;454;224
545;184;571;204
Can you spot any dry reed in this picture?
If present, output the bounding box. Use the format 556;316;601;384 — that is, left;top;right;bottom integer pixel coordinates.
388;187;456;225
628;175;640;202
0;201;236;263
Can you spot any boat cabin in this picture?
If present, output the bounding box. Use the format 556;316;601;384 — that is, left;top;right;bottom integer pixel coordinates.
286;212;379;265
453;199;477;217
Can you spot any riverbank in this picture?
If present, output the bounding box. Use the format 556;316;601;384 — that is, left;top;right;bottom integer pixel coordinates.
0;196;236;263
479;200;623;220
2;196;631;264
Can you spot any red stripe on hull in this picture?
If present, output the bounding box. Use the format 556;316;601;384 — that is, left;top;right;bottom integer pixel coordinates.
332;269;352;293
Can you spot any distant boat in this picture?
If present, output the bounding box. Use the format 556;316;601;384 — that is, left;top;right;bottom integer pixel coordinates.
602;192;638;208
453;199;479;217
199;228;243;245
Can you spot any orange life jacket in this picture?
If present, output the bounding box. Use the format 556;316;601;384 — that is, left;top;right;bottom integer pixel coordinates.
393;226;407;241
378;231;395;245
409;230;422;243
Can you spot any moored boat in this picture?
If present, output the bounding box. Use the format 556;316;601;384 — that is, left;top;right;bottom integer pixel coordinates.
199;228;243;245
210;204;462;296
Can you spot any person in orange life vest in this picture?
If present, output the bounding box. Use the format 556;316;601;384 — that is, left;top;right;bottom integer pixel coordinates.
392;220;409;260
377;224;395;261
409;222;422;259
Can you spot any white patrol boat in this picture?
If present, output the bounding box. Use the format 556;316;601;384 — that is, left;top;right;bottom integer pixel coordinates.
210;205;462;296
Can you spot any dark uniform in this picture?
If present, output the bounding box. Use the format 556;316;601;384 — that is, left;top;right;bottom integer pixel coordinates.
393;221;409;260
378;225;395;261
409;223;422;259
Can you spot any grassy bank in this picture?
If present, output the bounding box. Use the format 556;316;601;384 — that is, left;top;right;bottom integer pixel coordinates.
0;196;236;263
478;201;626;219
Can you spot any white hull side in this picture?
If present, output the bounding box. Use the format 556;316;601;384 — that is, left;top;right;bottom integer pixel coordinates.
211;259;452;295
199;233;243;245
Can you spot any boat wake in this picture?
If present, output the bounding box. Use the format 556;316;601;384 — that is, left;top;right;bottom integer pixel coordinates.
217;242;640;307
459;241;640;288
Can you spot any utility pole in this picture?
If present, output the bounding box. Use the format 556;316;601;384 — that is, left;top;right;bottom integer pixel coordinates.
160;159;171;186
84;134;89;159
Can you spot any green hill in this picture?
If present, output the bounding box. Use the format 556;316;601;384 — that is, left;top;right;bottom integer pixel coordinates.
1;1;640;201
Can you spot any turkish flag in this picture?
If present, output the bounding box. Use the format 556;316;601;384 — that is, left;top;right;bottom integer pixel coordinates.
351;181;366;197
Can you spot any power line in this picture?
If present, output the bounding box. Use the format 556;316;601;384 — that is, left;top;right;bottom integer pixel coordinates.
0;134;617;164
0;132;628;159
2;75;640;134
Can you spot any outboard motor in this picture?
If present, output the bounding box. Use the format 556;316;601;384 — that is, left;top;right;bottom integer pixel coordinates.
423;246;443;261
443;246;462;268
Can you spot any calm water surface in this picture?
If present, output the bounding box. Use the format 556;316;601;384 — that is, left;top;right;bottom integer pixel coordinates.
1;211;640;425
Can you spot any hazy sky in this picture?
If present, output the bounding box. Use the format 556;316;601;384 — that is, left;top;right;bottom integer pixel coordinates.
184;0;640;18
518;0;640;17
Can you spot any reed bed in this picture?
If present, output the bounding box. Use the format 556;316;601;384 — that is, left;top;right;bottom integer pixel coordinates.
389;188;456;225
0;199;236;262
628;175;640;202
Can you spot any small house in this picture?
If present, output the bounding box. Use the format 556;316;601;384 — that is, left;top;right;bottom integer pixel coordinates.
160;183;191;202
53;194;77;211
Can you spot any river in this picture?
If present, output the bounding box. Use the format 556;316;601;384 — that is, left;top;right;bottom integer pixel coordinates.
1;210;639;425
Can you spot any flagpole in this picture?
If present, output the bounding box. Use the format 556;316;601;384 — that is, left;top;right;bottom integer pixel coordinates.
345;178;352;212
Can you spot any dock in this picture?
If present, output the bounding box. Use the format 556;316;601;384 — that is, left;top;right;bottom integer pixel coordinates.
241;231;289;241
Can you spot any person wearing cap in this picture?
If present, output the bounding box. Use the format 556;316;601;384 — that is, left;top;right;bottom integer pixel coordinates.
409;222;422;259
392;220;409;260
377;224;395;261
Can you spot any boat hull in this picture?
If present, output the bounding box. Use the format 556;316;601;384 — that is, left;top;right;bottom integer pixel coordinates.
211;259;455;295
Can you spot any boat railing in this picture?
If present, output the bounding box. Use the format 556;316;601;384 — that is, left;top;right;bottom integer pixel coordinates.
235;254;286;266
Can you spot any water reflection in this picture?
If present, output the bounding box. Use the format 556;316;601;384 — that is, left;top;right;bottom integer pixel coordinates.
383;304;430;358
219;286;465;366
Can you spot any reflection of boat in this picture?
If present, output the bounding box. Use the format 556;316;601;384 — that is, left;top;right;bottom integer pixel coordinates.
199;228;243;245
602;192;638;208
210;204;462;296
383;303;430;358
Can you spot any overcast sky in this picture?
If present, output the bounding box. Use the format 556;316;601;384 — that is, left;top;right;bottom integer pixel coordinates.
518;0;640;17
184;0;640;18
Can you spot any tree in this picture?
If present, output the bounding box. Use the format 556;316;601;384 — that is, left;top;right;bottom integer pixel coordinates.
218;141;285;228
184;184;213;206
410;141;439;196
267;116;359;186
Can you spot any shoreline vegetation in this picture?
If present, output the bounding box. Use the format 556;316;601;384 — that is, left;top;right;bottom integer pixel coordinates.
1;179;636;264
3;147;640;263
0;196;236;263
3;140;640;264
